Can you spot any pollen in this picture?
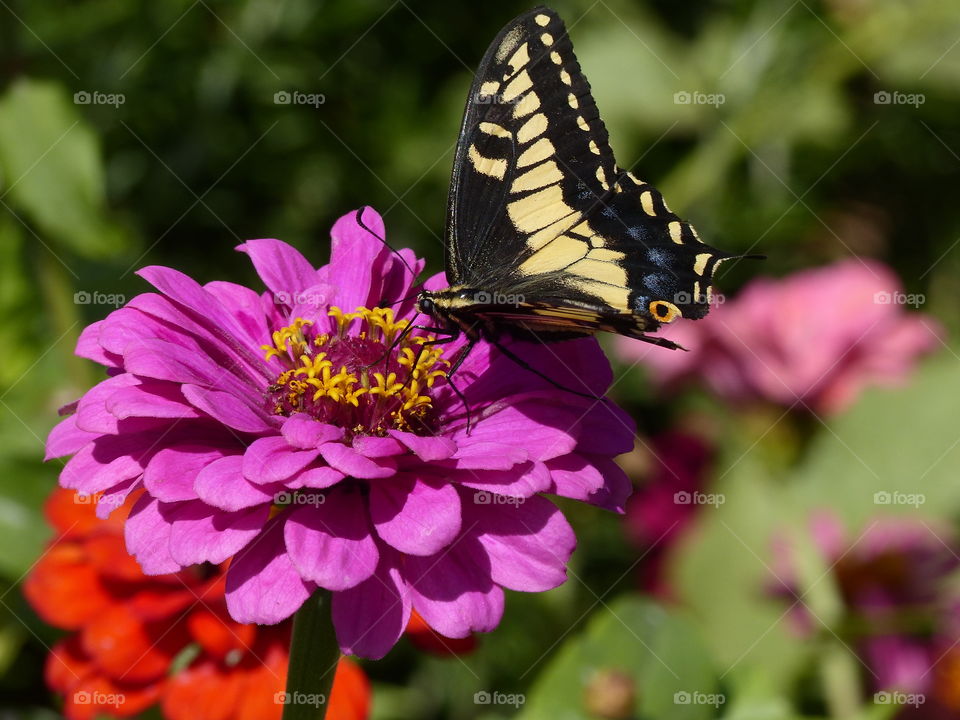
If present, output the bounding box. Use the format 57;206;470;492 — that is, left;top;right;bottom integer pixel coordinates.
261;307;448;435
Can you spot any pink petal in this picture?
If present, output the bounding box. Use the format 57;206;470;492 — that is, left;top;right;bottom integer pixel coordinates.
46;414;97;460
570;403;636;456
204;280;273;348
585;456;632;513
237;239;319;297
281;415;344;449
194;455;280;511
450;442;527;470
136;266;252;351
319;442;396;479
181;384;274;433
328;207;391;311
289;466;345;489
75;320;118;365
225;514;314;624
288;283;339;324
61;434;149;495
95;478;141;519
370;475;461;556
76;374;139;433
168;501;270;566
454;404;578;462
545;455;606;502
242;436;322;484
468;495;575;592
403;537;504;638
125;495;181;574
332;554;410;659
453;461;551;499
143;445;231;502
105;380;203;420
123;338;229;386
352;435;406;458
284;488;379;590
387;430;457;461
122;293;268;385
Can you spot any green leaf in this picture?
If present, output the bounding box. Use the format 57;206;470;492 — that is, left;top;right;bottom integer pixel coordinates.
518;594;719;720
0;79;128;258
0;457;55;580
788;354;960;524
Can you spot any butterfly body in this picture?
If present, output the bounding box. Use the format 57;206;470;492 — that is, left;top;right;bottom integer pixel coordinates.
418;5;737;355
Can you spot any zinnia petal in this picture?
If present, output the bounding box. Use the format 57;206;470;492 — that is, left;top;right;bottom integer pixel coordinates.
225;515;314;624
283;488;379;590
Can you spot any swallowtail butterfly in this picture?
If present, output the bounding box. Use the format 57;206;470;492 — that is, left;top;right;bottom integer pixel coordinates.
416;5;742;366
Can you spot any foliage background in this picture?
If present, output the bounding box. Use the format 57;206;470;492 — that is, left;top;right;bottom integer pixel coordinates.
1;0;959;718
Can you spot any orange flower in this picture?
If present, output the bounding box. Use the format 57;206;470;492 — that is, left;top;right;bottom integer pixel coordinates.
24;488;370;720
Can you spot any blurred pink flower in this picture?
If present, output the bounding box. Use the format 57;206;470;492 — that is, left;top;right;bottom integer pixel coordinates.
623;432;712;597
772;512;960;710
617;258;942;415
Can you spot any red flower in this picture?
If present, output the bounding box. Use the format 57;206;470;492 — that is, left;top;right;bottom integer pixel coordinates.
405;609;477;656
24;488;370;720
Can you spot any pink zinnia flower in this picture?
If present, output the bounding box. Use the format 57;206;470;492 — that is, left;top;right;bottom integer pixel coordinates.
46;207;634;659
772;513;960;703
623;431;712;596
617;259;941;415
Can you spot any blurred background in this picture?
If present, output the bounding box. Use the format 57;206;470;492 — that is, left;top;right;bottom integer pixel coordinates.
2;0;960;718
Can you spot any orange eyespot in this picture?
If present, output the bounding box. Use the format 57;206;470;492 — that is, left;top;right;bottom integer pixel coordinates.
648;300;681;323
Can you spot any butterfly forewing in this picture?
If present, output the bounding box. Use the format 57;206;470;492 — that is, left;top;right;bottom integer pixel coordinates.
440;5;732;343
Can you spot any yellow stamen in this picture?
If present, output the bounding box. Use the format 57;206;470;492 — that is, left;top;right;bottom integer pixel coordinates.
262;309;448;434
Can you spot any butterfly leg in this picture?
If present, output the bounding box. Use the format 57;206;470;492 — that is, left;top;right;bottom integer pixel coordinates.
361;320;418;371
410;330;477;435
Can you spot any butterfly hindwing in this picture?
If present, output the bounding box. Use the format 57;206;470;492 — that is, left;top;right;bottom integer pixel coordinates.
440;5;732;343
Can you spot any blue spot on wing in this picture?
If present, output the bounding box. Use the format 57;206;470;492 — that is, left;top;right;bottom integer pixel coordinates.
646;248;673;267
643;273;673;297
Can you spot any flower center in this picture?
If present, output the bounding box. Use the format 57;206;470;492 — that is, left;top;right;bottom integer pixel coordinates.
261;306;448;436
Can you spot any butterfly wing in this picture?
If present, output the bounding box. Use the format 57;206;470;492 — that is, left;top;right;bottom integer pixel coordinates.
444;6;731;340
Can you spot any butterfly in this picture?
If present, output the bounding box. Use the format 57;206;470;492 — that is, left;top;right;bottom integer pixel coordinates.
412;4;743;379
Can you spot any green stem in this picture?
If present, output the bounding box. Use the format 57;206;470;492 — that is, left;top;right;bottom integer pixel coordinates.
281;589;340;720
820;641;862;719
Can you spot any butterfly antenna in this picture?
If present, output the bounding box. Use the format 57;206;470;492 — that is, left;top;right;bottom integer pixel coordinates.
382;290;422;308
354;207;420;281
